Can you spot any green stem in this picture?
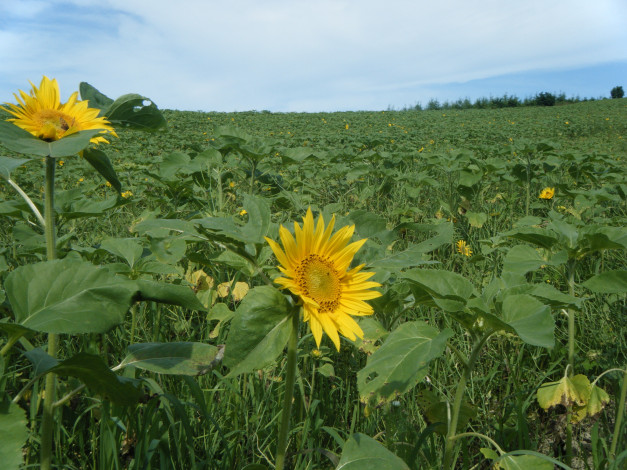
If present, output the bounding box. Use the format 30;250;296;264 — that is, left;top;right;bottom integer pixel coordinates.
565;258;577;466
566;259;576;377
40;156;58;470
275;308;299;470
4;177;46;227
609;366;627;461
443;333;491;470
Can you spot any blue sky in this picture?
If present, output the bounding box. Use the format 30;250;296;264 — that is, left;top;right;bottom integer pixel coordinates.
1;0;626;112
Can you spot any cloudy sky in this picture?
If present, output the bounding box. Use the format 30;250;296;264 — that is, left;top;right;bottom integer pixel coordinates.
1;0;626;112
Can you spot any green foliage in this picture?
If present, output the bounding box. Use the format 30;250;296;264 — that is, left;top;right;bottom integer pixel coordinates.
0;95;624;469
610;86;624;99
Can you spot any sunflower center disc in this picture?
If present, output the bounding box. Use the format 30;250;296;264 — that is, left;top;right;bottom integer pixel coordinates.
298;255;341;312
36;110;74;140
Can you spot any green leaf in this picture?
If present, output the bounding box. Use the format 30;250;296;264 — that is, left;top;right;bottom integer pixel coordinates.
401;269;474;312
466;211;488;228
100;237;144;268
337;433;409;470
582;270;627;293
491;453;555;470
24;347;60;376
0;121;104;157
50;353;140;406
357;321;453;406
133;279;207;311
105;93;166;130
416;389;476;435
223;286;293;377
149;237;187;264
0;321;35;342
119;342;221;375
502;245;545;277
5;258;136;334
501;294;554;348
0;400;29;470
504;226;559;249
79;82;114;112
82;147;122;193
0;155;35;179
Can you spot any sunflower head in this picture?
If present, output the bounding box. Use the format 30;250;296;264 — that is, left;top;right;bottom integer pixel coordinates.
1;76;117;144
456;239;472;257
539;187;555;200
265;208;382;351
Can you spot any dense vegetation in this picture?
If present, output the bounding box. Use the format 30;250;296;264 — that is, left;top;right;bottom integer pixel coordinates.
1;96;625;469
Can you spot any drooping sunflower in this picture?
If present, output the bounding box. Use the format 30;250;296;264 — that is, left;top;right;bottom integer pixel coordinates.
539;187;555;200
1;76;116;144
265;208;382;351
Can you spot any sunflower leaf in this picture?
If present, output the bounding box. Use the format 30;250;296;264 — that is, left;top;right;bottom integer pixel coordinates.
357;321;453;406
0;121;103;157
223;286;292;377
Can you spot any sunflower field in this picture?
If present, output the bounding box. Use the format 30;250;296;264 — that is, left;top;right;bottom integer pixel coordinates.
0;79;625;470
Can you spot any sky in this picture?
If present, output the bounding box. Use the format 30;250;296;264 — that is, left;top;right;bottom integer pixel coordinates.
1;0;626;113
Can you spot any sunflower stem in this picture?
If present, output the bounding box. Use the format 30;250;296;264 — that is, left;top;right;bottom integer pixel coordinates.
41;155;58;470
276;307;299;470
442;333;491;470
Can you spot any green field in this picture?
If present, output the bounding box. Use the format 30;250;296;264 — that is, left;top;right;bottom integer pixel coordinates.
1;96;626;469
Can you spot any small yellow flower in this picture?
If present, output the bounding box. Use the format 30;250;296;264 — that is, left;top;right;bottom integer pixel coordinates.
105;181;112;188
229;181;236;188
539;187;555;200
58;160;64;166
121;190;133;198
78;177;84;183
265;208;382;350
345;124;349;130
239;209;247;216
456;240;472;257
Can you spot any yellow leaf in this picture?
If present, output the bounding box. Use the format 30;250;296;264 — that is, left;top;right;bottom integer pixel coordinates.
231;282;249;301
537;374;590;410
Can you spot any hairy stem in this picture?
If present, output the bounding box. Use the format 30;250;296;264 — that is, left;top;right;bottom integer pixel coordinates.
40;156;58;470
275;308;299;470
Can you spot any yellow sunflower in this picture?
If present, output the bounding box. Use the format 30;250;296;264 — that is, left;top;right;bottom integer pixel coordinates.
1;76;116;144
265;208;382;351
456;239;472;257
539;187;555;200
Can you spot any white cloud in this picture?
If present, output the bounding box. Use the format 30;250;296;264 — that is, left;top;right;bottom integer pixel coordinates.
1;0;626;111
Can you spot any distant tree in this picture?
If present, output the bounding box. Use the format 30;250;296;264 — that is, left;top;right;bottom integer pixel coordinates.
611;86;624;99
535;92;556;106
427;98;440;110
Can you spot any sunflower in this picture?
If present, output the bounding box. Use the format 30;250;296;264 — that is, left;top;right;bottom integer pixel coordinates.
265;208;382;351
1;76;116;144
539;187;555;200
456;239;472;257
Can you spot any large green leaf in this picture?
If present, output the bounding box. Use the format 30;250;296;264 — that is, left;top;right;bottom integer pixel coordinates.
504;226;559;249
500;294;554;348
0;121;104;157
582;270;627;293
50;353;140;405
223;286;293;377
82;147;122;193
5;258;136;334
119;342;221;375
401;269;474;312
337;433;409;470
105;93;166;130
133;279;207;311
357;321;453;406
0;400;29;470
0;155;34;179
100;237;144;268
79;82;114;112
